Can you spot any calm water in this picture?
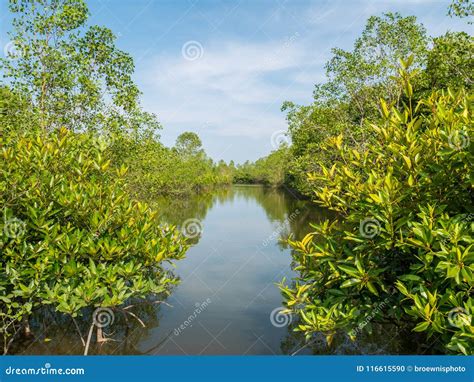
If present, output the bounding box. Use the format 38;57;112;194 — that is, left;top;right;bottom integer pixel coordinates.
14;185;415;355
145;185;328;355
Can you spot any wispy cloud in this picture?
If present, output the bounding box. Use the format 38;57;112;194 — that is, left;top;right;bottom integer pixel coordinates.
140;37;322;143
132;0;470;162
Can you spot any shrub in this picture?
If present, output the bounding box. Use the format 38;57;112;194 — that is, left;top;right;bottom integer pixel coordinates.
280;63;473;354
0;127;188;354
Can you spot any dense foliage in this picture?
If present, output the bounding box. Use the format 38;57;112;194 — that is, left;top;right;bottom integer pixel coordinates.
425;31;473;91
111;131;232;199
233;147;289;187
0;0;226;354
270;6;474;356
448;0;474;20
0;128;188;353
1;0;231;201
2;0;143;132
280;64;473;354
1;0;472;357
244;13;472;199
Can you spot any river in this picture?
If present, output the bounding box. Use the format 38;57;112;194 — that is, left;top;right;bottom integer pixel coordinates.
14;185;415;355
145;184;328;355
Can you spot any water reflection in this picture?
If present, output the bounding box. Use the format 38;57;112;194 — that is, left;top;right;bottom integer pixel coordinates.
12;185;416;355
280;322;427;355
10;294;177;355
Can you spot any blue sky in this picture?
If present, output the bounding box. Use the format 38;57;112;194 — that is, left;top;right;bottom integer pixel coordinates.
1;0;471;163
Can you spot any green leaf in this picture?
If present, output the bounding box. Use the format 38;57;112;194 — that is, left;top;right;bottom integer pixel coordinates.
413;321;430;332
338;265;360;277
340;278;361;288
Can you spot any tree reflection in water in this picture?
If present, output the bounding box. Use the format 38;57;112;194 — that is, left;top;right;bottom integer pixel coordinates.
12;185;418;355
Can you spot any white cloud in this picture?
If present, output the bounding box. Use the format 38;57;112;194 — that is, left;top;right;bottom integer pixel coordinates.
135;0;471;162
140;38;321;143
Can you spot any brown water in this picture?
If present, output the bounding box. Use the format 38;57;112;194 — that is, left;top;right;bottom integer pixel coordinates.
12;185;417;355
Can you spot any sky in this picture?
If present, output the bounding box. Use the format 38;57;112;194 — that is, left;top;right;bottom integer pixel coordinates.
0;0;472;163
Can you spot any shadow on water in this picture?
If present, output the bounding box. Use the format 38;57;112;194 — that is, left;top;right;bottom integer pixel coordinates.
12;185;422;355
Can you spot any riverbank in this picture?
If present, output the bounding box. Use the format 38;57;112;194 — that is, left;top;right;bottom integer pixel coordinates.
10;186;419;355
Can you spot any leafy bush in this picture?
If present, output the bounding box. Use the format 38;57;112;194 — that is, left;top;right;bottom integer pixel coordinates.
233;147;289;187
425;31;473;91
280;64;473;354
109;131;231;200
0;128;188;354
275;13;429;197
